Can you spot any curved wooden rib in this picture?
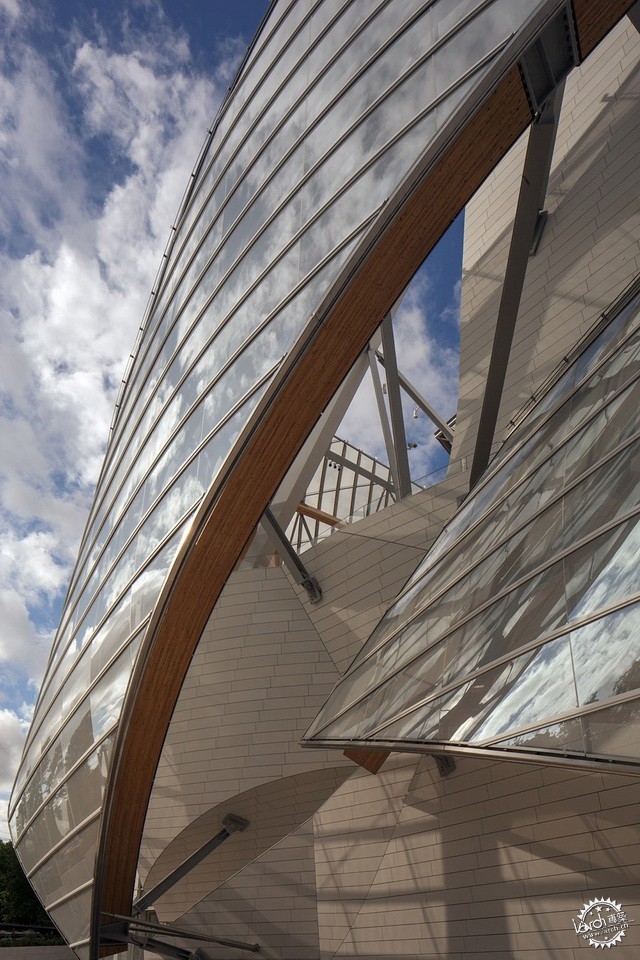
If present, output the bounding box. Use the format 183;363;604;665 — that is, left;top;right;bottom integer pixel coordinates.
96;67;530;950
94;1;635;953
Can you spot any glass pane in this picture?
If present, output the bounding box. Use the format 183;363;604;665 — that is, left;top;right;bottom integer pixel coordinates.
15;735;113;873
571;601;640;707
48;887;93;950
492;716;585;754
29;818;99;911
583;700;640;761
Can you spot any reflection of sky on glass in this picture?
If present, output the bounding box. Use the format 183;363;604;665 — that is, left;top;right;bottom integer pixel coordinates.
309;292;640;760
465;638;577;742
569;515;640;621
571;601;640;705
13;3;548;941
495;717;585;753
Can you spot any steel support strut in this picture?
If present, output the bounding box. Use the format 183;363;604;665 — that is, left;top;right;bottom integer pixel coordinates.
470;82;564;488
374;350;453;440
262;507;322;602
380;314;413;499
133;814;249;914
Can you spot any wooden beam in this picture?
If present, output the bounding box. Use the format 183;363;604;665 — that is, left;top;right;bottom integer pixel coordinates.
96;67;532;936
95;1;633;939
297;501;341;526
572;0;636;59
343;748;390;775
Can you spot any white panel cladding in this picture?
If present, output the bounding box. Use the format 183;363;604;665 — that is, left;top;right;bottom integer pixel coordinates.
143;753;640;958
139;473;466;921
310;754;640;958
453;17;640;467
139;562;352;882
292;473;468;675
178;818;323;960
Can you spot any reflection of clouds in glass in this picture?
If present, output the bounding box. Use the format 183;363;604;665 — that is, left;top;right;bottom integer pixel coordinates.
112;0;425;462
495;716;585;753
30;818;100;909
462;638;576;741
311;291;640;752
58;0;531;709
13;642;140;840
17;529;181;804
96;0;518;558
15;733;114;871
569;516;640;621
571;601;640;705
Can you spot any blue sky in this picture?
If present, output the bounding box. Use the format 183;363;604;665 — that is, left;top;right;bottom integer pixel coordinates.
0;0;461;838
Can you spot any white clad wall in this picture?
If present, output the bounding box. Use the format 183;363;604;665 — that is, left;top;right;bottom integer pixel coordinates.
292;474;468;675
311;754;640;959
139;474;466;912
139;562;350;882
453;16;640;467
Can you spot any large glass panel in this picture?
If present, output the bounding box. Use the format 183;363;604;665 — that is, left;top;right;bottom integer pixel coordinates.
18;522;187;796
15;735;113;870
307;292;640;760
492;717;585;754
344;327;640;683
12;641;140;827
91;0;506;549
48;888;93;952
571;601;640;706
29;819;100;911
53;222;358;649
114;0;376;431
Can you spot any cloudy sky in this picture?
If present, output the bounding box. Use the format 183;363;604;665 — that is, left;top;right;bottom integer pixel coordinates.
0;0;461;838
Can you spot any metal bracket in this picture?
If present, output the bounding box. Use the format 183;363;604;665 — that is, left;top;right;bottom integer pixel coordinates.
518;3;577;115
101;912;259;955
434;755;456;778
374;350;453;441
529;209;548;256
262;507;322;603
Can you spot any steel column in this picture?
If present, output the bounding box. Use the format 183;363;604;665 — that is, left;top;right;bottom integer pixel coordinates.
380;315;412;499
470;82;564;487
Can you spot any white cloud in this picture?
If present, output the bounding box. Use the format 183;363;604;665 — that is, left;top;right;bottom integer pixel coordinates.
0;706;31;839
337;269;460;485
0;0;20;21
0;2;236;815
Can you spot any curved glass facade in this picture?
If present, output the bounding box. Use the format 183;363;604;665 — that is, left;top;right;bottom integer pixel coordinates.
9;1;543;954
306;291;640;763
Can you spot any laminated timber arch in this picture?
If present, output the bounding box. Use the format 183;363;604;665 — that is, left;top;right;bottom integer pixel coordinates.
94;0;636;954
